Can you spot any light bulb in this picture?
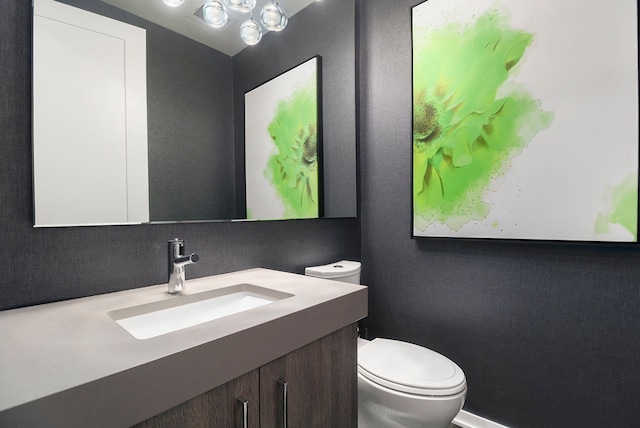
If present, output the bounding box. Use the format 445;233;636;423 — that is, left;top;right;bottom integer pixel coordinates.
225;0;256;13
203;1;229;28
162;0;185;7
240;18;262;45
260;1;287;32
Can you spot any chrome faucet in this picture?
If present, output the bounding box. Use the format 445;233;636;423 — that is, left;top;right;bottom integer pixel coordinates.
167;238;199;294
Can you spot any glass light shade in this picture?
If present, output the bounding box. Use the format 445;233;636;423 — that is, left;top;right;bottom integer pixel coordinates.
225;0;256;13
162;0;185;6
240;18;262;45
260;1;287;32
203;1;229;28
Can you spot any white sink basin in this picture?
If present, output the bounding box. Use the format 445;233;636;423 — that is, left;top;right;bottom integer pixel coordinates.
109;283;293;339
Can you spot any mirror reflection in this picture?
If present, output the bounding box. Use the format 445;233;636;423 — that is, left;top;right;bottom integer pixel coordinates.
33;0;356;225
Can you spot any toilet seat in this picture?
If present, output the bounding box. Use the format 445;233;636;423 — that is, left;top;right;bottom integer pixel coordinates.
358;338;466;397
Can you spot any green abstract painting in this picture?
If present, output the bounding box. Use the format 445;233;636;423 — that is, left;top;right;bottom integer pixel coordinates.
412;0;638;241
245;57;321;220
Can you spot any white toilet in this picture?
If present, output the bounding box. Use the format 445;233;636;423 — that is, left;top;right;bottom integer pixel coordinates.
305;261;467;428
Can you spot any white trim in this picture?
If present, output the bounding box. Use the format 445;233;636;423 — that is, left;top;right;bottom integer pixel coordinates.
453;410;510;428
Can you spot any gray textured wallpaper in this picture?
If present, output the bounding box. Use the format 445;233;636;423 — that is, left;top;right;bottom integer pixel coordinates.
358;0;640;427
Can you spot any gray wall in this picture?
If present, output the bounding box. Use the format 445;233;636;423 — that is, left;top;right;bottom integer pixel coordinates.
232;0;356;218
0;0;359;311
146;16;235;221
358;1;640;427
58;0;236;222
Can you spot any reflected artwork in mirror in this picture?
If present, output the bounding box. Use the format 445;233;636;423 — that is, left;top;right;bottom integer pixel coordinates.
31;0;356;226
245;56;321;220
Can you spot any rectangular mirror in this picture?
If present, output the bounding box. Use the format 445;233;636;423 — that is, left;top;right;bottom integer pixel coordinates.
32;0;356;226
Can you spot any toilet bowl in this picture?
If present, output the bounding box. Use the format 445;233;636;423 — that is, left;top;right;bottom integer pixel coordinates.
357;337;466;428
306;261;467;428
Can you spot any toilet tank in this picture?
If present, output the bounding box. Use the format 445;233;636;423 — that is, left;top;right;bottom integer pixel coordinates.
305;260;361;284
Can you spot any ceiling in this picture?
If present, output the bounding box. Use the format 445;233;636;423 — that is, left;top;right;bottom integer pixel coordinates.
100;0;319;56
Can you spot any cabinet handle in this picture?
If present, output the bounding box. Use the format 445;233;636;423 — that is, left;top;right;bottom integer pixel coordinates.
237;397;249;428
277;379;288;428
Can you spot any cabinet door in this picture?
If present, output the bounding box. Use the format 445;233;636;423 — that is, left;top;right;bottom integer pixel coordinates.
134;369;260;428
260;324;357;428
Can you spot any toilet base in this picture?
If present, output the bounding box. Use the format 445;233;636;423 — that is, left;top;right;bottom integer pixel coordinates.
358;373;466;428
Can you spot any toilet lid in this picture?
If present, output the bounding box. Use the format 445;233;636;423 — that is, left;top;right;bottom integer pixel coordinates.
358;338;466;396
305;260;361;279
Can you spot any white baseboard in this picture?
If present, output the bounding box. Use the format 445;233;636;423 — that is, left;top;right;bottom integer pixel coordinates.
453;410;510;428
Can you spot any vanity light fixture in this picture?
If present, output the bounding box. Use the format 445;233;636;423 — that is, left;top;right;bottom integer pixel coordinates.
260;0;287;32
202;0;229;28
163;0;185;6
225;0;256;13
162;0;293;46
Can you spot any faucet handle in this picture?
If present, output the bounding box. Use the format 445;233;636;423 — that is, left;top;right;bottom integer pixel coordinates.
174;253;199;265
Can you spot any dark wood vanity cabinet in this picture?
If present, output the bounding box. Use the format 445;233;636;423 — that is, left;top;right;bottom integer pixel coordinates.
134;369;260;428
135;324;357;428
259;323;358;428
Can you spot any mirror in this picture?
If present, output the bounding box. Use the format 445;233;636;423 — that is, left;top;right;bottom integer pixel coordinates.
33;0;356;225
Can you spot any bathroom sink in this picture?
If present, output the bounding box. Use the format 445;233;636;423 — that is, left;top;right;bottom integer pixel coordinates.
109;283;293;339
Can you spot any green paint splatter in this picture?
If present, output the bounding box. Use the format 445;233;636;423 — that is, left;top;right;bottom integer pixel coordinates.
264;82;319;218
594;173;638;240
413;9;553;231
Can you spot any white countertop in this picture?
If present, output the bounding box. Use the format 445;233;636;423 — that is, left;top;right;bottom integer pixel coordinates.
0;268;367;427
